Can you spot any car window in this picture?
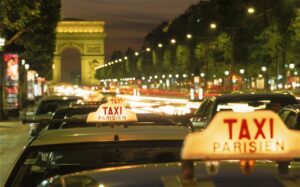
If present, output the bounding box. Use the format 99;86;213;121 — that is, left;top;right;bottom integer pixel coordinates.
279;110;291;122
35;99;81;115
12;141;182;187
195;99;211;117
284;111;297;129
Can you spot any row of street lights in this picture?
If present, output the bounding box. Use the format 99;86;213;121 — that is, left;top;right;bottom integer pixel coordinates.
98;6;256;72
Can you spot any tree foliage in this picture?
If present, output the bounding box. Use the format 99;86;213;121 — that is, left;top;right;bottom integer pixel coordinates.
101;0;300;87
0;0;60;79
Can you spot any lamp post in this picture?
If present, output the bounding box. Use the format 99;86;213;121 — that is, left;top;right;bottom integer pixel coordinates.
0;36;6;120
261;66;268;91
239;69;245;90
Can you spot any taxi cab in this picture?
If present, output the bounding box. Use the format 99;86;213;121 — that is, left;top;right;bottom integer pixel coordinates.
38;110;300;187
191;93;299;130
4;98;189;187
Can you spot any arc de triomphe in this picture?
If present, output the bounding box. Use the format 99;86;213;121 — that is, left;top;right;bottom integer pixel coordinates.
53;21;106;85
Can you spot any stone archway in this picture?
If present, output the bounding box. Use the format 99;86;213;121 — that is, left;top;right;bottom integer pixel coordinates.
53;21;106;85
61;48;81;84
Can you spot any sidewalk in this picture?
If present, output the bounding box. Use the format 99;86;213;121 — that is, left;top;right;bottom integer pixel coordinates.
0;120;29;187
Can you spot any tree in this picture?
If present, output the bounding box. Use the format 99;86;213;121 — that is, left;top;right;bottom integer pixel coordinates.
0;0;41;45
1;0;61;79
175;44;189;74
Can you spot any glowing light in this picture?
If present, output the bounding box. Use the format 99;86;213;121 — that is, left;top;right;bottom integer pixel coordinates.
170;38;176;44
146;47;151;52
158;43;163;48
134;52;139;56
210;23;217;29
289;63;295;69
239;69;245;74
186;33;192;39
247;7;255;14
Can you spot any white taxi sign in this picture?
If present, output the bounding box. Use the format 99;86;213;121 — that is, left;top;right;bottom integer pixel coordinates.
87;98;137;123
182;111;300;160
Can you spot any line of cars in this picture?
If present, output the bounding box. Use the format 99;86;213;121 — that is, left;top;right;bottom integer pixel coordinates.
5;95;192;186
4;92;300;186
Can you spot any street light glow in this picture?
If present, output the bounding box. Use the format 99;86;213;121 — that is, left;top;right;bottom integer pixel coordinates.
134;52;139;56
261;66;267;72
210;23;217;29
224;70;229;76
158;43;163;48
239;69;245;74
289;63;295;69
146;47;151;52
170;38;176;44
200;73;205;77
0;37;5;47
124;56;128;60
186;33;192;39
247;7;255;14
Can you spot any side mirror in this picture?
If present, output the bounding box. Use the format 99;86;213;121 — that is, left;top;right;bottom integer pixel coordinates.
23;112;35;124
25;111;34;117
190;117;206;130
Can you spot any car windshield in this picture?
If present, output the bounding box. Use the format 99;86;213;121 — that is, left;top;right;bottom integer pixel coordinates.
36;99;81;115
12;141;182;187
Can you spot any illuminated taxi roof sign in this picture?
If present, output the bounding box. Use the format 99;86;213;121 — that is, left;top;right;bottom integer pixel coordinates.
182;111;300;160
87;98;137;123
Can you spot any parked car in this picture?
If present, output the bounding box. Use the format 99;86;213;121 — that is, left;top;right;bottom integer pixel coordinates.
191;93;298;130
5;110;189;187
24;95;84;135
37;110;300;187
279;104;300;130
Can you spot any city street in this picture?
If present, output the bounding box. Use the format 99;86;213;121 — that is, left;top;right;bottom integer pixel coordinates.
0;120;29;187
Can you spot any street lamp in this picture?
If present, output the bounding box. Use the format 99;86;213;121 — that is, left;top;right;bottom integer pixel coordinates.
25;64;30;70
186;33;192;39
247;7;255;14
239;69;245;74
170;38;176;44
134;52;139;56
0;38;5;47
210;23;217;30
224;70;229;76
261;66;268;91
146;47;151;52
158;43;163;48
289;63;295;69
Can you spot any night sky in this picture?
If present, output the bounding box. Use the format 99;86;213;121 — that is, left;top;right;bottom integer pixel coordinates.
61;0;199;58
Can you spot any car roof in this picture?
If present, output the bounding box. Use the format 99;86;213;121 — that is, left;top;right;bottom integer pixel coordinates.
212;93;298;103
40;95;83;101
31;126;188;146
42;161;300;187
281;104;300;111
